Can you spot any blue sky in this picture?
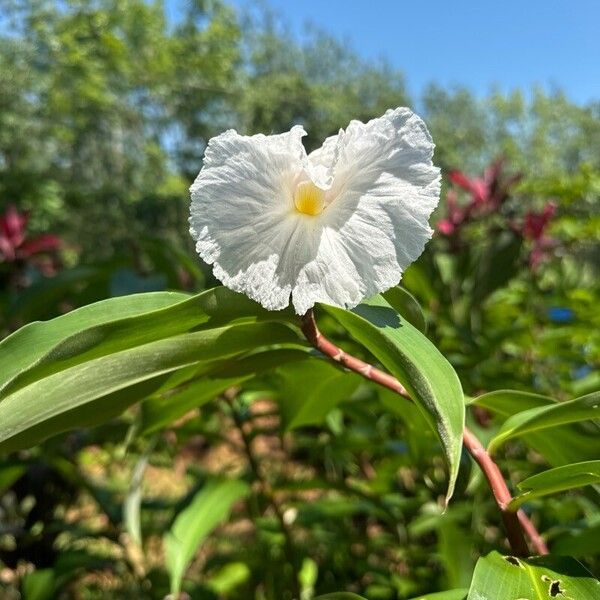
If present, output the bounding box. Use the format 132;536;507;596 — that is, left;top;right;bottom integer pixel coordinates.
195;0;599;104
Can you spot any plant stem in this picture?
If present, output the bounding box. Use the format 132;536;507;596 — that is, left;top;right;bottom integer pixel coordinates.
225;397;302;599
300;309;548;557
518;510;549;555
461;428;529;556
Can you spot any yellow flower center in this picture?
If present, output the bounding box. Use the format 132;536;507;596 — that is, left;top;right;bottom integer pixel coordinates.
294;180;326;216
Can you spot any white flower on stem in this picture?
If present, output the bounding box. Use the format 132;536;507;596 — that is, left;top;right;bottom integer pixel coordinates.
190;108;440;315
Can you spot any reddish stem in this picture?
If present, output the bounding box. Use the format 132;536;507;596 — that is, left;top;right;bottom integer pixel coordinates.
300;310;548;557
462;428;529;556
518;510;549;555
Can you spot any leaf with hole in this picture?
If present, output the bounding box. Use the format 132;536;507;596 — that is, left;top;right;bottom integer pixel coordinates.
466;551;600;599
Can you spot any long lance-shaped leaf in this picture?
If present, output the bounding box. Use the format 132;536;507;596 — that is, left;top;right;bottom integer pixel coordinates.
407;591;468;600
473;390;599;466
466;551;600;599
165;478;249;595
0;322;299;453
323;295;465;502
0;291;189;389
382;285;427;333
509;461;600;510
275;359;363;431
140;348;310;435
123;436;158;546
0;287;290;399
487;391;600;454
314;595;369;600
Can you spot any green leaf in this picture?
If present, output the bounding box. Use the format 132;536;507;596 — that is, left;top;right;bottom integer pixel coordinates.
466;551;600;599
323;295;465;502
471;230;522;305
0;290;189;393
123;437;157;546
314;595;368;600
0;287;287;399
8;265;112;323
509;461;600;510
473;390;599;466
21;568;57;600
275;359;362;431
488;391;600;454
207;562;251;595
164;478;249;595
438;519;475;589
552;521;600;558
382;285;427;332
0;461;27;493
402;262;438;304
408;590;468;600
140;349;309;435
299;557;319;595
379;389;437;461
0;322;299;453
470;389;554;413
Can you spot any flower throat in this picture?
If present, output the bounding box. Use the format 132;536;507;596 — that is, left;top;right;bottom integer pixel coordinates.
294;180;326;216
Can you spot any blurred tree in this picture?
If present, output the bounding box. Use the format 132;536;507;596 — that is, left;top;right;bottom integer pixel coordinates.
0;0;598;267
424;84;600;175
0;0;240;258
236;10;410;151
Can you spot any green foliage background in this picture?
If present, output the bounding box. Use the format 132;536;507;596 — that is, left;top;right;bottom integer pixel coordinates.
0;1;598;599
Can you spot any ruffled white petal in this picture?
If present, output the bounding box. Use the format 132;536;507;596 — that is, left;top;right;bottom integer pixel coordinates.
292;108;440;313
190;125;313;310
190;108;440;315
306;133;340;189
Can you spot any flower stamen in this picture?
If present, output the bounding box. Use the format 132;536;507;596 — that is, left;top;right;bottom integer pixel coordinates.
294;181;326;216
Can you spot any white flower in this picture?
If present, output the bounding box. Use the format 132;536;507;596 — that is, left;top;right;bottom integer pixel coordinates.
189;108;440;315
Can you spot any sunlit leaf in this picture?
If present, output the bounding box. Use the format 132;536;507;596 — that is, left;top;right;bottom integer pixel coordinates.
382;285;427;332
0;287;288;399
207;562;251;595
0;291;189;394
140;349;309;434
123;437;157;546
165;478;249;595
487;392;600;454
408;590;468;600
323;295;465;501
275;359;362;431
473;390;599;466
509;461;600;510
466;551;600;599
0;322;299;453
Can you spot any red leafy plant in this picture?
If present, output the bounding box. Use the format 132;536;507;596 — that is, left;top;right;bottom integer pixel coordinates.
521;202;557;268
0;204;62;281
437;158;522;236
437;159;556;267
